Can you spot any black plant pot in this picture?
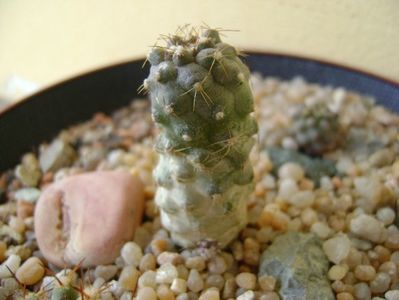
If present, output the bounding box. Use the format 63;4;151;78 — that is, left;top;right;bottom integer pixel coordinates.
0;53;398;172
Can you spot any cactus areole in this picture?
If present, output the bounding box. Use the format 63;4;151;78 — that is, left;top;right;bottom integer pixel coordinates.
144;27;258;248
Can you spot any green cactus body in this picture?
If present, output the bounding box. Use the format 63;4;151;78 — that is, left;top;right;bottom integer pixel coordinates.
145;27;257;248
51;286;78;300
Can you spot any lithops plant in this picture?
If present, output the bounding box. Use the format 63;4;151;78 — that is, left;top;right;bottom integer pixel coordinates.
290;102;344;156
143;26;258;248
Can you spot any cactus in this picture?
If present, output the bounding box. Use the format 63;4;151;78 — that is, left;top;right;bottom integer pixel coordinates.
290;102;343;156
143;26;258;248
51;286;78;300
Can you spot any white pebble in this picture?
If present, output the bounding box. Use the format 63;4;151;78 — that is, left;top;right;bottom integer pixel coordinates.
278;178;299;200
376;207;395;226
156;263;178;284
237;290;256;300
138;270;157;289
0;254;21;278
353;282;371;300
288;191;315;208
328;265;348;281
323;234;351;264
137;286;157;300
350;214;385;243
187;269;204;293
171;278;187;294
311;222;332;239
199;289;220;300
94;265;118;281
278;162;304;181
121;241;143;267
385;290;399;300
235;272;257;290
370;272;391;294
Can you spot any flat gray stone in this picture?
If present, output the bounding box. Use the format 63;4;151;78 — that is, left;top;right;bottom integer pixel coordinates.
259;232;334;300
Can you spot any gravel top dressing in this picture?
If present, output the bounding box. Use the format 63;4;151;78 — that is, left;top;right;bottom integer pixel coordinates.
0;74;398;300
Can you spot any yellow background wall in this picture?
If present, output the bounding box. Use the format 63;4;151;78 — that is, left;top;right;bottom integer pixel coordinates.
1;0;398;90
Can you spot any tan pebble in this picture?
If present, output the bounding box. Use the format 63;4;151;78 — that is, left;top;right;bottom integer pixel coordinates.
222;277;236;299
157;252;183;265
139;253;156;272
17;200;34;219
385;232;399;250
336;292;354;300
0;241;6;262
187;269;204;293
185;256;206;271
9;216;26;234
323;234;351;264
199;289;220;300
118;266;140;291
328;265;349;281
206;274;224;290
235;272;257;290
157;284;175;300
138;270;156;289
121;241;143;266
15;257;45;285
258;204;290;230
150;239;170;255
94;265;118;281
176;265;189;280
354;265;376;281
207;255;227;274
370;272;391;294
171;278;187;294
258;275;276;291
0;254;21;278
137;286;157;300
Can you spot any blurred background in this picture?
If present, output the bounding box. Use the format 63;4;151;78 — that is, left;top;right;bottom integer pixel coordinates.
0;0;398;106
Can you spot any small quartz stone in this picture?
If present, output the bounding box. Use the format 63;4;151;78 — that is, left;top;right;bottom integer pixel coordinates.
171;278;187;294
198;289;220;300
328;265;348;281
156;263;178;284
121;241;143;267
157;285;175;300
323;234;351;264
258;275;276;291
353;282;371;300
119;266;140;291
354;265;376;281
350;214;385;243
185;256;206;271
15;257;45;285
376;207;395;225
187;269;204;293
94;265;118;281
0;254;21;278
370;272;391;294
235;272;257;290
34;170;144;267
278;162;304;181
39;139;76;173
138;270;157;289
385;290;399;300
237;290;255;300
137;286;157;300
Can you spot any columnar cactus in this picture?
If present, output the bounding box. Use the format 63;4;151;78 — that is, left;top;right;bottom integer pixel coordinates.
143;27;258;248
290;102;343;156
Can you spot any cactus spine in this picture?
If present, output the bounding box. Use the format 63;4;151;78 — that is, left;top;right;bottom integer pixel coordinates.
144;26;258;247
